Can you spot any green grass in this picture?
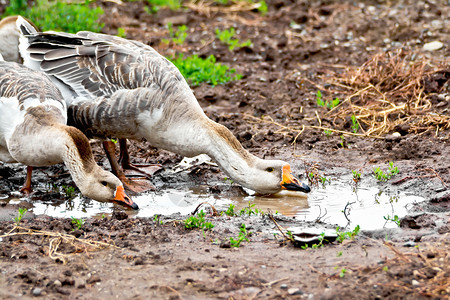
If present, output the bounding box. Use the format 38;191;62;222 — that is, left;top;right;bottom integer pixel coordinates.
352;170;361;182
384;214;401;227
71;217;85;230
62;185;76;199
222;204;237;216
351;115;359;133
13;207;27;225
184;210;214;230
162;23;188;45
3;0;104;33
215;27;252;51
229;223;251;247
335;225;360;243
316;90;340;109
373;161;399;181
170;54;242;86
117;27;126;38
147;0;182;11
239;202;262;216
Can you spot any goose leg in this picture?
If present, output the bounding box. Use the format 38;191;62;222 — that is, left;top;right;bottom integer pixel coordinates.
20;166;33;194
118;138;163;178
102;141;156;193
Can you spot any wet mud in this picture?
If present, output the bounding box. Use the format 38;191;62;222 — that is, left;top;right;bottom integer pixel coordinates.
1;0;449;299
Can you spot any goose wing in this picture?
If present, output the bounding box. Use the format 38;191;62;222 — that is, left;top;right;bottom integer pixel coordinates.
0;60;66;114
22;29;187;102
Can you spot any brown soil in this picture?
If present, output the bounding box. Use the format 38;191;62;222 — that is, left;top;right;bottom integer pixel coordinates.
1;0;449;299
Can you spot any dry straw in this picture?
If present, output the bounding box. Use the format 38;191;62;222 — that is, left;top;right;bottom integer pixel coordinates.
327;49;449;136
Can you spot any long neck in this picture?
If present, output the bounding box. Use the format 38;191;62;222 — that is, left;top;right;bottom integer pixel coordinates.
201;120;259;186
60;126;97;188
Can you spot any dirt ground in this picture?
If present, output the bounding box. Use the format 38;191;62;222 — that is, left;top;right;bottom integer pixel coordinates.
0;0;449;299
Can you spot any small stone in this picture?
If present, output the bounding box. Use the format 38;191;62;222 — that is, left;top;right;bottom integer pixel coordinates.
403;241;416;247
53;280;62;287
86;275;101;284
280;284;288;290
219;240;231;248
288;288;303;295
32;288;42;296
392;132;401;137
412;280;420;286
423;41;443;51
75;279;86;289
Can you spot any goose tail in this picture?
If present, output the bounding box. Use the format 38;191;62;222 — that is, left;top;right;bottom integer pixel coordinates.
15;16;42;72
16;15;37;36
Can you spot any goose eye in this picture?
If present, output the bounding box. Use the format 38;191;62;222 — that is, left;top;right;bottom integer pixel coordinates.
266;167;275;172
101;181;108;186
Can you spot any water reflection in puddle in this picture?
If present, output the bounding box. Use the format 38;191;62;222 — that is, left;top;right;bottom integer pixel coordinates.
2;174;424;230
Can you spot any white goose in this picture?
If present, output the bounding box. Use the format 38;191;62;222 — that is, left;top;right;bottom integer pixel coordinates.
17;17;310;195
0;54;138;209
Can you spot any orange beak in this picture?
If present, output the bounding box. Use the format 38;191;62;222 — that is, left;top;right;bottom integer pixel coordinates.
280;165;311;193
114;186;139;210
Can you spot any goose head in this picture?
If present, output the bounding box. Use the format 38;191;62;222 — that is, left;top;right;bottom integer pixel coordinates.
243;160;311;195
76;167;138;209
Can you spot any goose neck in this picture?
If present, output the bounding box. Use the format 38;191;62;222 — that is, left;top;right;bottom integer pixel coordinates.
205;121;257;185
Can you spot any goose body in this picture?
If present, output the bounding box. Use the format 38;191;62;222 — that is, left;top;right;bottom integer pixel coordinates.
17;17;310;195
0;56;137;208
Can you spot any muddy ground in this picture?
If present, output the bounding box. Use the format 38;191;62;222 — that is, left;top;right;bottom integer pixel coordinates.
0;0;449;299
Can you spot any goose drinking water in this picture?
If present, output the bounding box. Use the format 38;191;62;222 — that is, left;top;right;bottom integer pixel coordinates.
0;54;137;209
16;16;311;195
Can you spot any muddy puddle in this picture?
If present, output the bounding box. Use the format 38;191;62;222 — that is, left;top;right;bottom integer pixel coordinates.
1;173;425;230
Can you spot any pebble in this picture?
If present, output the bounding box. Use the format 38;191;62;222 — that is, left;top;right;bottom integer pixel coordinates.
32;288;42;296
403;240;416;247
53;280;62;287
412;280;420;286
392;132;401;137
280;284;288;290
423;41;443;51
288;288;303;295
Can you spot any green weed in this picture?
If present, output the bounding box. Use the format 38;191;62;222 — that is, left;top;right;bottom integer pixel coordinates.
351;115;359;133
352;170;361;182
311;232;326;249
384;214;401;227
336;225;360;243
71;217;85;230
224;177;234;184
62;185;76;199
117;27;126;38
323;130;333;137
215;27;252;51
170;54;242;86
223;204;237;216
184;210;214;230
162;23;188;45
337;251;343;257
340;135;345;148
239;202;262;216
229;223;251;247
153;214;164;225
339;268;347;278
373;161;399;181
3;0;104;33
316;91;340;109
147;0;182;12
13;207;27;225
